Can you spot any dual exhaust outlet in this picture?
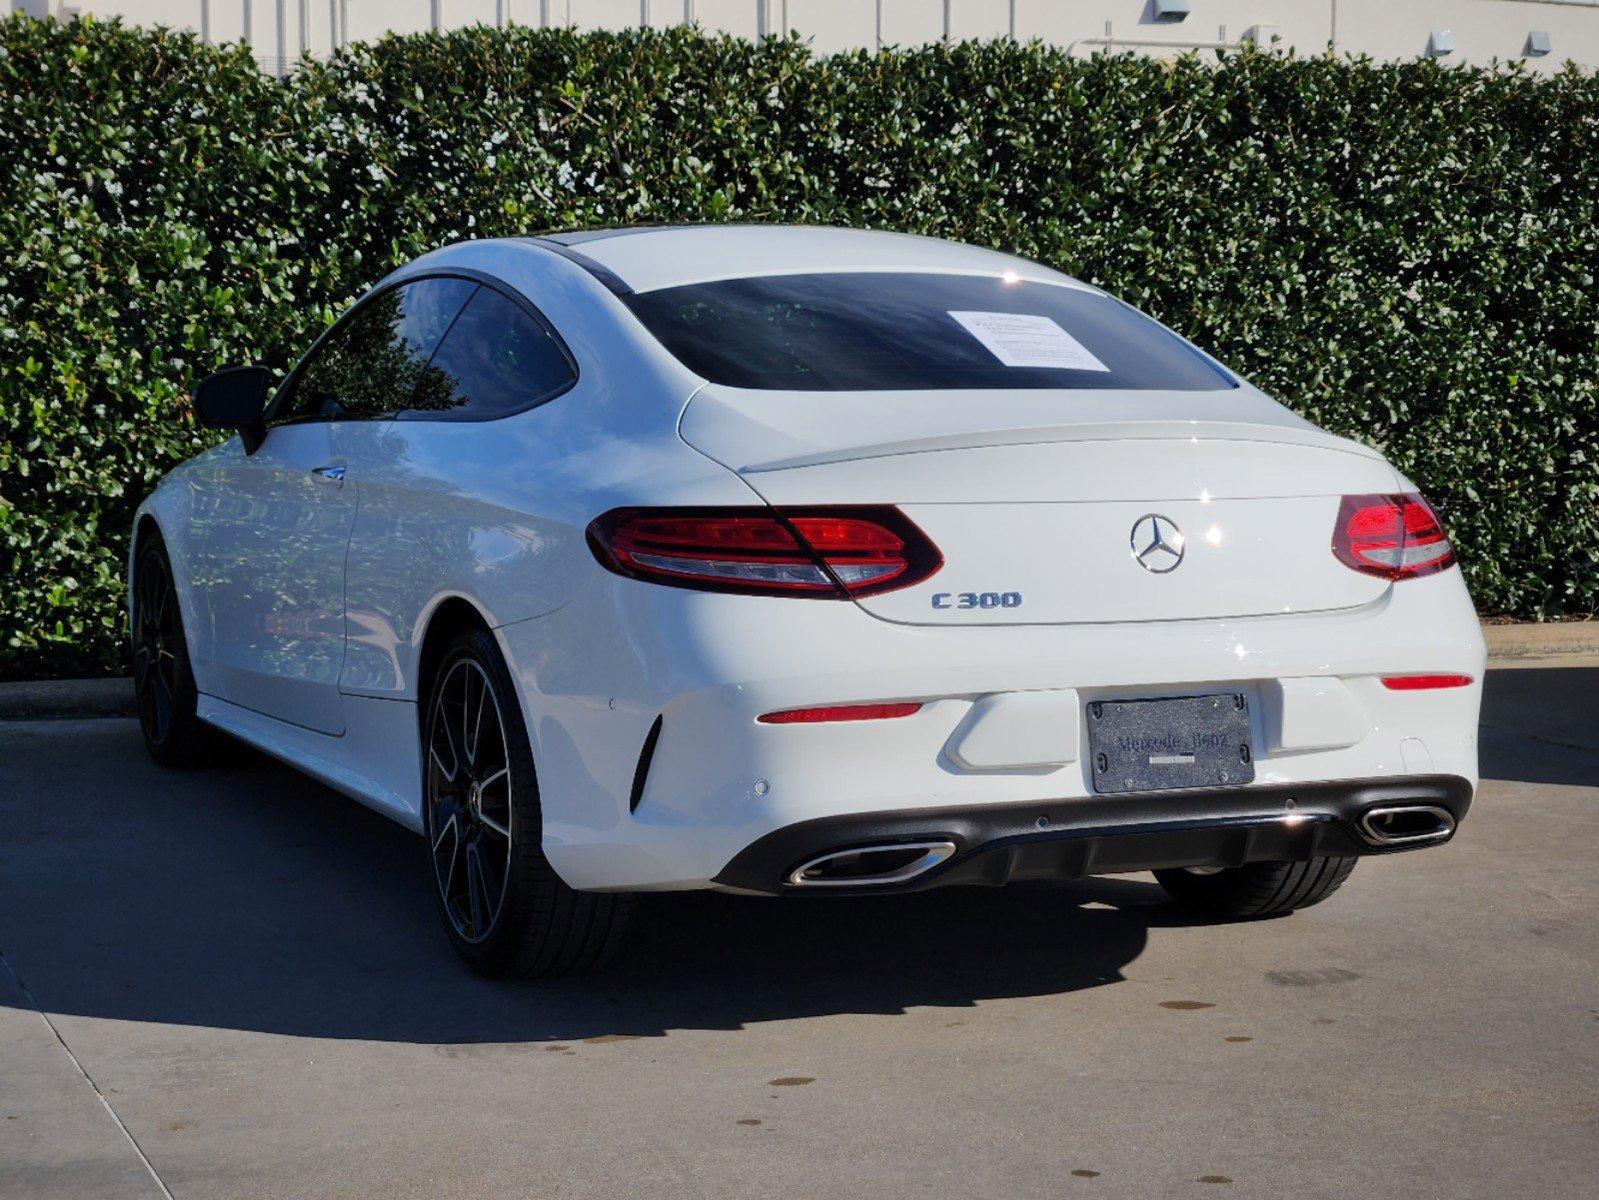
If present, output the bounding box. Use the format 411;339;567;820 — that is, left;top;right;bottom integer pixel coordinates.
784;804;1457;888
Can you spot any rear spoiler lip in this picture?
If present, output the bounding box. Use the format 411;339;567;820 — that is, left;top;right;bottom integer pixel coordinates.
719;421;1386;475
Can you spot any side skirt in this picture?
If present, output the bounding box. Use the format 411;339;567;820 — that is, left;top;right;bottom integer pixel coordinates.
196;692;424;833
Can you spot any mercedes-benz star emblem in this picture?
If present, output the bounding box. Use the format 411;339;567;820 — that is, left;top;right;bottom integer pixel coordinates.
1130;514;1186;574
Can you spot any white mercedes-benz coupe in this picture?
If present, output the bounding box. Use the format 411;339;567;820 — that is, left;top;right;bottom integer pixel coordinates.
132;225;1485;977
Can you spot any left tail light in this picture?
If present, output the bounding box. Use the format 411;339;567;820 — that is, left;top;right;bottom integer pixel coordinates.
586;506;943;599
1331;493;1457;581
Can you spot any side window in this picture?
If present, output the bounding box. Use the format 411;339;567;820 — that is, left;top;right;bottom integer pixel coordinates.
277;277;476;423
402;286;576;420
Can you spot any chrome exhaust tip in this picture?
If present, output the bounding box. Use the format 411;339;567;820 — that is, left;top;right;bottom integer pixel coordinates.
1359;804;1456;846
786;841;957;888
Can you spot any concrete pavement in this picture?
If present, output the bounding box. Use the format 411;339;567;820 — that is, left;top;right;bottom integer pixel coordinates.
1;667;1596;1199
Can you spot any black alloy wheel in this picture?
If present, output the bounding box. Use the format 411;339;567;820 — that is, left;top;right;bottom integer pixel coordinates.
132;537;213;767
132;545;181;747
426;656;515;944
421;629;634;978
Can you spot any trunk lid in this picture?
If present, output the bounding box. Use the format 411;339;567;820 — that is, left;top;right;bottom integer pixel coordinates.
679;386;1399;625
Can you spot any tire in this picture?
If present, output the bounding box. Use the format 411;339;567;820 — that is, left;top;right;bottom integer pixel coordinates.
1154;856;1359;919
132;534;217;769
422;628;633;979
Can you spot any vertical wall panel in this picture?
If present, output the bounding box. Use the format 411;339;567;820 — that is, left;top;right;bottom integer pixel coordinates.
693;0;763;39
500;0;539;26
641;0;695;29
877;0;942;47
786;0;878;54
246;0;271;51
578;0;642;30
207;0;249;41
299;0;331;55
449;0;503;28
948;0;1009;42
345;2;431;42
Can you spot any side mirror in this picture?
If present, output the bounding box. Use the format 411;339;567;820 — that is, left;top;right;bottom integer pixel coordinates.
194;366;273;452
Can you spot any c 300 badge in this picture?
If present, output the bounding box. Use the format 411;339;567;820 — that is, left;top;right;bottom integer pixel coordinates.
931;591;1023;611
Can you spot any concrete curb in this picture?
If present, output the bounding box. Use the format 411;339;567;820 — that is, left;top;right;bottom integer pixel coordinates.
0;621;1593;719
1483;621;1599;665
0;676;136;720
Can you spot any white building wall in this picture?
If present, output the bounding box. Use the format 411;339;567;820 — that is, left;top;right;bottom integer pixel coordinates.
40;0;1599;72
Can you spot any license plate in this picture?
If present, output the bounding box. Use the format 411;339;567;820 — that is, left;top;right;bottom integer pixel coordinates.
1087;693;1255;794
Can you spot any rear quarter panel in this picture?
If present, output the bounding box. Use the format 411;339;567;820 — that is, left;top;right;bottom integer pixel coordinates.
336;242;757;701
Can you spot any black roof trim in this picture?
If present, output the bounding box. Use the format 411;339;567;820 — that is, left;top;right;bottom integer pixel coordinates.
537;225;683;246
534;222;795;247
519;237;634;296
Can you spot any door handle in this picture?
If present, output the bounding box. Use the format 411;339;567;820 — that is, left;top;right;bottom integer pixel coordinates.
311;465;346;484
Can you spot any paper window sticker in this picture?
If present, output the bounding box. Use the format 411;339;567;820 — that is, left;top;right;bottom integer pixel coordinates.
947;311;1111;372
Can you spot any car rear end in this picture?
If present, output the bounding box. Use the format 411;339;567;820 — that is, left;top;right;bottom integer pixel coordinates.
528;229;1484;895
573;460;1481;895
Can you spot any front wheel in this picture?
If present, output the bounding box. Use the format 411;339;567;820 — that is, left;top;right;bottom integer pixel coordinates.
1154;856;1358;919
132;535;216;768
423;629;632;978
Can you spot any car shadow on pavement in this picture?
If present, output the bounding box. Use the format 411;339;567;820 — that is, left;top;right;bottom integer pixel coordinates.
0;720;1190;1045
1479;667;1599;789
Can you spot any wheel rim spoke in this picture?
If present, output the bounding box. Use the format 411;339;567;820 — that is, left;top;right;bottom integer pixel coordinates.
467;672;485;766
432;697;463;779
150;668;173;738
426;657;515;944
432;811;459;856
474;845;500;924
457;668;475;770
442;721;463;772
464;844;485;936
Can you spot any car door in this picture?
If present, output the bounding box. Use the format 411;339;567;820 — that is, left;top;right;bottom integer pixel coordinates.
184;277;475;734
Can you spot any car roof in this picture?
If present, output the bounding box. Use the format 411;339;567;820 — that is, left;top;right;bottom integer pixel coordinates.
523;224;1091;296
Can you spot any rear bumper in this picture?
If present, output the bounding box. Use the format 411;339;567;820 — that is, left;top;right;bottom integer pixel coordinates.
714;775;1474;895
500;565;1484;892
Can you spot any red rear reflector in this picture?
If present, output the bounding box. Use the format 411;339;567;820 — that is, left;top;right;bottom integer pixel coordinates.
587;507;942;599
1331;493;1457;581
1381;674;1474;690
758;703;923;724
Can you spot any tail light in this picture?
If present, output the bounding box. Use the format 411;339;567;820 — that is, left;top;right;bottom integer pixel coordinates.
1331;493;1456;581
586;506;943;598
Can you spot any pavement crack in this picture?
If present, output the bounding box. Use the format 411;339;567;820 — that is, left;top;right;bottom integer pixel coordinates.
1481;722;1599;760
0;948;176;1200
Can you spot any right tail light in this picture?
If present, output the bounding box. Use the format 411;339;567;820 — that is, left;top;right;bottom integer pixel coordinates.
1331;493;1457;581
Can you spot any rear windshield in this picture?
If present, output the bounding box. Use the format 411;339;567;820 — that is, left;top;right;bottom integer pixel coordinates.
624;272;1235;392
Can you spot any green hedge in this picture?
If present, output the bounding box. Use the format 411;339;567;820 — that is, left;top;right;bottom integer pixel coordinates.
2;15;1595;679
